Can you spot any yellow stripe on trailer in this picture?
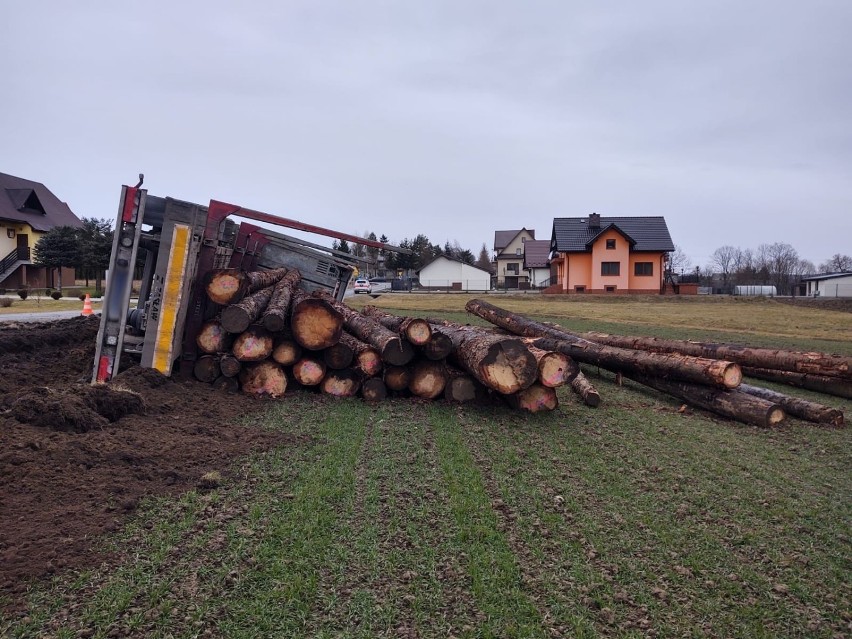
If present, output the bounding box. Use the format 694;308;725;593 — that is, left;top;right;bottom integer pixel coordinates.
152;224;191;374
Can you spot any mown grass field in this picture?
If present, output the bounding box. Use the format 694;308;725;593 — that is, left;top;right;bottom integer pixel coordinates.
3;295;850;638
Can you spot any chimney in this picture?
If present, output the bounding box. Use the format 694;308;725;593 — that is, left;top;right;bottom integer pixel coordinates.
588;212;600;229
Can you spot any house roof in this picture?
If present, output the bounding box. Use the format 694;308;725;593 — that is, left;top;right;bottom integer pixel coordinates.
523;240;551;268
416;254;492;276
494;228;534;251
0;172;83;232
801;272;852;282
551;216;674;253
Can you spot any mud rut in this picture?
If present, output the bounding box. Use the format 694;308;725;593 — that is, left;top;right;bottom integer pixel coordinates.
0;317;292;612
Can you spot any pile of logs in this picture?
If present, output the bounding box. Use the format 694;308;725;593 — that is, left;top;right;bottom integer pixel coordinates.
194;268;580;412
190;268;847;426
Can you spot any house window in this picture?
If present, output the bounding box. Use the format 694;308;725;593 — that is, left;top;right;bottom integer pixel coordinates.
506;263;519;274
634;262;653;276
574;285;586;292
606;239;616;249
605;286;616;292
521;237;526;243
6;229;14;239
601;262;620;276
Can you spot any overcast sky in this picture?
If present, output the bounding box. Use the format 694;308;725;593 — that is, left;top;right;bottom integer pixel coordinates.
2;1;850;267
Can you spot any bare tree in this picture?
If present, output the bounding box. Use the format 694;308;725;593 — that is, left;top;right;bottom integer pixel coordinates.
667;245;692;276
710;245;738;291
759;242;799;294
819;253;852;273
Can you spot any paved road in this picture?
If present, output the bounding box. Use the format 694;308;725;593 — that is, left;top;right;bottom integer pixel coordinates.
0;310;101;323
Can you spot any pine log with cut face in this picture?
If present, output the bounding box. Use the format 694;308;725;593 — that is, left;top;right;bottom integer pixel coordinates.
271;338;302;367
212;375;240;393
193;355;220;383
232;326;274;362
361;377;388;402
196;320;232;354
205;267;289;306
384;365;412;391
361;306;433;345
290;289;344;351
219;355;242;378
291;355;327;386
443;365;483;403
323;341;355;370
505;383;558;413
408;359;448;399
742;367;852;400
525;344;577;388
320;369;361;397
239;360;287;398
321;297;414;366
569;371;601;407
262;269;302;333
739;383;844;427
465;298;742;390
221;285;275;334
340;332;383;377
421;330;454;361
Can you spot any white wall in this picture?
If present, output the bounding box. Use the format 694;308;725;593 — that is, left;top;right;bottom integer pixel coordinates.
419;257;491;290
807;275;852;298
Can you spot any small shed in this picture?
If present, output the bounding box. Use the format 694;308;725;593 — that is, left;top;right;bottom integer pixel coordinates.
417;256;491;291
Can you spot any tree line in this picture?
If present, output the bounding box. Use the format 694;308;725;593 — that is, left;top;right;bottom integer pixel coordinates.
32;219;113;292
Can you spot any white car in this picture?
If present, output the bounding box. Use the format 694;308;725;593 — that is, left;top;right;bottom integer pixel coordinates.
353;278;372;294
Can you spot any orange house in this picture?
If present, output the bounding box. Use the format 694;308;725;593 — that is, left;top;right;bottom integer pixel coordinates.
547;213;674;294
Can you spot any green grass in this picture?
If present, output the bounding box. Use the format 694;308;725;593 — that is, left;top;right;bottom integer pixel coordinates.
2;298;850;637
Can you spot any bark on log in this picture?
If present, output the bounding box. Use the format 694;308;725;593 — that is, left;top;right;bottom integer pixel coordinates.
292;356;327;386
505;383;559;413
739;383;844;427
742;367;852;400
239;360;287;398
465;299;742;390
444;366;483;403
212;375;240;393
321;369;361;397
193;355;220;383
232;326;274;362
262;269;302;333
570;371;601;407
626;374;785;428
427;320;538;394
580;331;852;380
362;306;432;345
221;285;275;334
421;330;454;361
205;267;289;305
323;297;414;365
340;332;383;376
219;355;242;378
361;377;388;402
384;365;412;391
196;320;232;354
271;339;302;367
290;289;344;351
408;360;448;399
323;341;355;370
525;344;577;388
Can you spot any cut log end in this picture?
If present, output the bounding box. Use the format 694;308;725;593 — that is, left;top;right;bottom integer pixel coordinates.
232;327;274;362
403;318;432;346
422;331;453;360
380;337;415;366
444;376;479;403
722;363;743;389
271;340;302;366
321;370;361;397
479;340;538;395
767;407;786;426
361;377;388;402
292;357;327;386
384;365;411;391
324;342;354;370
239;361;287;398
205;270;246;305
355;349;383;377
508;384;558;412
291;299;343;350
537;352;572;388
408;360;448;399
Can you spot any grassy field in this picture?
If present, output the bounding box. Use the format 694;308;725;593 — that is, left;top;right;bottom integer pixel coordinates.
2;297;850;637
0;298;103;314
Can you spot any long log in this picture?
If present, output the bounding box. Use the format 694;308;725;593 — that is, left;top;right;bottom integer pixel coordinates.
570;371;601;407
239;360;287;398
408;360;448;399
321;369;361;397
290;289;344;351
205;267;289;306
340;332;383;376
465;299;742;390
323;341;354;370
219;354;242;378
262;269;302;333
580;330;852;380
505;383;558;413
742;367;852;400
232;326;274;362
361;377;388;402
221;285;275;333
525;344;577;388
271;338;302;366
739;383;844;427
444;365;484;403
428;320;539;395
384;365;411;391
626;373;785;428
196;320;232;354
421;330;454;361
362;306;432;346
292;356;327;386
193;355;220;383
322;297;414;365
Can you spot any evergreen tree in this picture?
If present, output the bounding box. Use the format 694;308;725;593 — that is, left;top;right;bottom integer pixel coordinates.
77;217;113;291
476;243;492;273
33;226;80;291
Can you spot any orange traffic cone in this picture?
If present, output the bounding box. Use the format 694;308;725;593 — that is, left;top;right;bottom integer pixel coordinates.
81;293;93;316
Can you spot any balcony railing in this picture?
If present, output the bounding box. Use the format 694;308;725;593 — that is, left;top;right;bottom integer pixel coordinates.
0;246;30;277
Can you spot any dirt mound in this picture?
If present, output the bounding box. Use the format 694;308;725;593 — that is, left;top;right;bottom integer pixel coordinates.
0;317;296;612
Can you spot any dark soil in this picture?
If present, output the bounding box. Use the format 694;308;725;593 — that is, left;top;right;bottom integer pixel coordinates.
0;316;294;612
775;297;852;313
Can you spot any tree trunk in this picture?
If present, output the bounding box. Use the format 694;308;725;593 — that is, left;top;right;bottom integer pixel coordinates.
444;366;482;403
741;367;852;400
428;320;538;395
525;344;578;388
421;330;454;361
193;355;220;383
290;289;344;351
221;285;275;334
465;299;742;390
323;297;414;365
323;341;354;370
262;269;302;333
239;360;287;398
271;339;302;366
384;365;412;391
205;267;289;305
321;369;361;397
212;375;240;393
292;355;327;386
408;360;448;399
626;373;785;428
580;331;852;380
361;377;388;402
339;332;383;376
505;383;558;412
219;354;242;378
362;306;433;345
738;383;844;426
232;326;274;362
196;319;232;354
570;371;601;407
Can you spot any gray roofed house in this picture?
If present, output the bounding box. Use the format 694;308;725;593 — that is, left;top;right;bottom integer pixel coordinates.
550;214;674;253
493;228;537;288
494;228;535;252
522;240;551;269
